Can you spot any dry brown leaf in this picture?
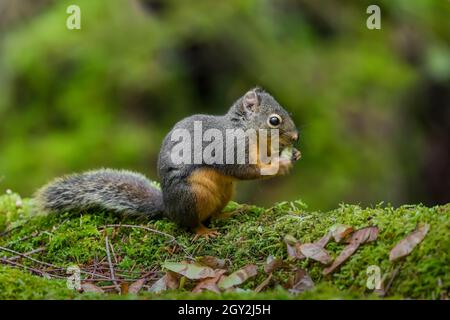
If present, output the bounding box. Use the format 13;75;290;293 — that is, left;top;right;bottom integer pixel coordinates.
255;273;273;293
284;235;305;260
218;264;258;290
389;223;430;261
148;272;179;293
81;283;105;293
148;277;167;293
330;224;354;243
192;269;226;293
322;226;379;275
128;278;146;294
299;243;332;265
166;271;181;289
163;261;216;279
197;256;226;269
264;255;283;274
347;226;379;244
288;269;315;294
323;242;359;275
315;232;332;248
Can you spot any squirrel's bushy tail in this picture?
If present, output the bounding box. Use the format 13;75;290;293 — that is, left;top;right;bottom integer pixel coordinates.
35;169;164;218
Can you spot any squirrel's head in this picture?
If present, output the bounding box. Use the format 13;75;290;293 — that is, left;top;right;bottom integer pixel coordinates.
229;87;299;148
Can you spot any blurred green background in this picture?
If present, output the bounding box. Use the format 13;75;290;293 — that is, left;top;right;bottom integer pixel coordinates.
0;0;449;211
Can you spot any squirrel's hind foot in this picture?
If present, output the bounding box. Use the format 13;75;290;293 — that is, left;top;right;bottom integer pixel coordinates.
192;224;220;241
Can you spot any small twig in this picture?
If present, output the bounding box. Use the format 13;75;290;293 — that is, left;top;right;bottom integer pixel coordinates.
105;236;120;293
8;247;46;261
102;224;176;242
35;265;113;280
102;224;193;260
89;256;107;270
4;233;37;244
109;241;118;264
82;269;149;279
0;246;112;280
4;218;69;245
130;261;137;273
91;254;99;280
0;226;19;237
83;266;146;274
0;257;43;276
82;276;157;283
99;285;118;290
0;257;65;279
383;265;401;297
45;264;148;277
0;245;56;268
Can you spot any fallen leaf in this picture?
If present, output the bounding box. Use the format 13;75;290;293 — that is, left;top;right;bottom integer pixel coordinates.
323;242;359;275
128;278;146;294
264;255;282;274
322;226;379;275
192;269;226;293
347;226;379;244
315;232;332;248
163;261;216;279
284;235;305;260
148;272;179;293
197;256;226;269
166;271;181;289
81;283;104;293
288;269;314;294
218;265;258;290
299;243;332;265
330;224;354;243
255;273;273;293
389;223;430;261
148;277;167;293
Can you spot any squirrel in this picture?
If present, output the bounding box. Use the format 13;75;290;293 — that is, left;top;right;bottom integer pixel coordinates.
35;88;300;239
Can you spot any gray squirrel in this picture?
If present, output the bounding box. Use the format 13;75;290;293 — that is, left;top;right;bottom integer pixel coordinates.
36;88;300;239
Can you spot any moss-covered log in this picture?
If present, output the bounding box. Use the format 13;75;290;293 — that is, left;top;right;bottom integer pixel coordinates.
0;192;448;299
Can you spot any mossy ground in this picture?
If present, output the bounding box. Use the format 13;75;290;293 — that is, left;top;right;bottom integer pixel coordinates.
0;192;448;300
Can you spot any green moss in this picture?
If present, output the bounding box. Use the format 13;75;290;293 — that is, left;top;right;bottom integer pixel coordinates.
0;265;80;300
0;191;34;232
0;266;369;300
0;192;448;300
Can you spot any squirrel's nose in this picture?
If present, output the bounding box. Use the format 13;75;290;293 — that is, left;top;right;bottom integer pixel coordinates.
287;131;299;143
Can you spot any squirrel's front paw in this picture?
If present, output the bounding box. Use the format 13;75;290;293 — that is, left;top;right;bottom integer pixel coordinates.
292;148;301;162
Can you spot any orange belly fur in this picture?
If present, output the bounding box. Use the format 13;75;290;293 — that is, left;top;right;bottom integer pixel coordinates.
188;168;235;223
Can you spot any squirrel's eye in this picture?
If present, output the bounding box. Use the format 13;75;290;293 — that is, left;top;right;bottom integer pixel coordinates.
268;114;282;127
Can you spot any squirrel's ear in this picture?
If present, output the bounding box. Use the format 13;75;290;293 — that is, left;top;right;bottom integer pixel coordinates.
242;89;260;112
